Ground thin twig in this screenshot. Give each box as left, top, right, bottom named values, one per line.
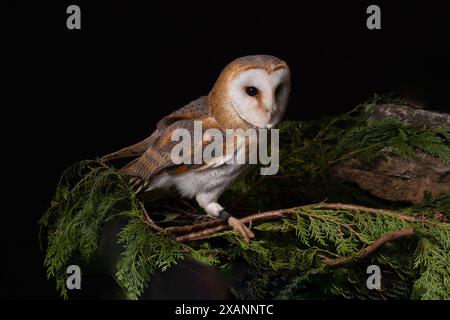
left=311, top=203, right=417, bottom=222
left=325, top=145, right=377, bottom=167
left=139, top=201, right=163, bottom=232
left=174, top=203, right=422, bottom=242
left=180, top=200, right=199, bottom=214
left=163, top=205, right=199, bottom=218
left=175, top=207, right=296, bottom=242
left=321, top=227, right=416, bottom=267
left=165, top=220, right=220, bottom=234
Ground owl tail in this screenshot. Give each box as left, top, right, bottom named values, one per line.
left=119, top=158, right=139, bottom=177
left=117, top=159, right=145, bottom=193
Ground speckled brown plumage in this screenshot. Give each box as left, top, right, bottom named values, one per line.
left=104, top=55, right=289, bottom=185
left=101, top=55, right=291, bottom=242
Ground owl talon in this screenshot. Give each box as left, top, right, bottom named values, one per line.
left=226, top=215, right=255, bottom=243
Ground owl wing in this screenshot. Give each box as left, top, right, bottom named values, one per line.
left=119, top=96, right=222, bottom=186
left=101, top=97, right=210, bottom=162
left=156, top=96, right=210, bottom=129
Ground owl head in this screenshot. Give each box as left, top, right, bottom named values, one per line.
left=209, top=55, right=291, bottom=129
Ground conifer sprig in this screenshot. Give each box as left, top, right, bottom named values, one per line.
left=40, top=96, right=450, bottom=300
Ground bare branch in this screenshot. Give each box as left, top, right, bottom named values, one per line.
left=139, top=201, right=163, bottom=232
left=171, top=203, right=422, bottom=242
left=321, top=227, right=416, bottom=267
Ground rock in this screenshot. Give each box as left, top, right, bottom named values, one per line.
left=332, top=152, right=450, bottom=204
left=369, top=103, right=450, bottom=129
left=332, top=104, right=450, bottom=204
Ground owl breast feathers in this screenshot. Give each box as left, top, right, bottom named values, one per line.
left=102, top=55, right=291, bottom=242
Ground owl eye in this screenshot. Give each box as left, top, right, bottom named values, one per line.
left=245, top=86, right=258, bottom=97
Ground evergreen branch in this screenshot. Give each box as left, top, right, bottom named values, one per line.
left=41, top=96, right=450, bottom=300
left=321, top=227, right=416, bottom=267
left=173, top=203, right=427, bottom=242
left=311, top=203, right=417, bottom=223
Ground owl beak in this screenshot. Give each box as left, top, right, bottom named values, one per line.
left=264, top=107, right=272, bottom=119
left=266, top=109, right=275, bottom=127
left=266, top=101, right=280, bottom=128
left=268, top=103, right=278, bottom=117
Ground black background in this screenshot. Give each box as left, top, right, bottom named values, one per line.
left=3, top=1, right=449, bottom=300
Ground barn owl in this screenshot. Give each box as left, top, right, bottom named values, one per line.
left=102, top=55, right=291, bottom=242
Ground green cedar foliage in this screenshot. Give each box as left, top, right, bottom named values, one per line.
left=40, top=95, right=450, bottom=300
